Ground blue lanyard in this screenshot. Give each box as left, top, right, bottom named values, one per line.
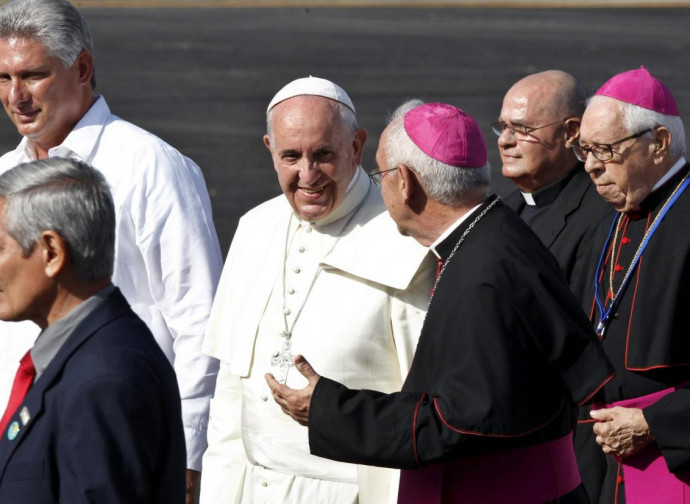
left=594, top=174, right=690, bottom=337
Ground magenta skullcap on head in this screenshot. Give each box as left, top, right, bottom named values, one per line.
left=404, top=102, right=487, bottom=168
left=267, top=76, right=355, bottom=114
left=595, top=66, right=679, bottom=116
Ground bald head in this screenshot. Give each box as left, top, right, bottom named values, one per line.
left=498, top=70, right=587, bottom=192
left=508, top=70, right=586, bottom=120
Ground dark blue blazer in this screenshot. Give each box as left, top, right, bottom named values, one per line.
left=0, top=288, right=186, bottom=503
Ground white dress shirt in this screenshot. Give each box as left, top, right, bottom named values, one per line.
left=0, top=96, right=223, bottom=470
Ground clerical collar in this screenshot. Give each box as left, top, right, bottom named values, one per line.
left=430, top=201, right=483, bottom=259
left=631, top=157, right=688, bottom=218
left=652, top=156, right=686, bottom=192
left=519, top=166, right=578, bottom=207
left=293, top=166, right=369, bottom=228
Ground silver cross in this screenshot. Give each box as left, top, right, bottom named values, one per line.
left=271, top=339, right=295, bottom=384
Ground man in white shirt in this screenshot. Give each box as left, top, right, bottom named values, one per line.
left=0, top=1, right=223, bottom=500
left=200, top=76, right=433, bottom=504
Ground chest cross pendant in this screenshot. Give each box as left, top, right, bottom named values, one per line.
left=271, top=339, right=295, bottom=384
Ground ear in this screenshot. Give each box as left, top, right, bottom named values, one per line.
left=38, top=231, right=68, bottom=279
left=652, top=127, right=671, bottom=160
left=563, top=117, right=581, bottom=149
left=75, top=50, right=94, bottom=88
left=351, top=128, right=368, bottom=167
left=397, top=164, right=418, bottom=204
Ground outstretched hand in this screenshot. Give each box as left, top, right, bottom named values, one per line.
left=590, top=406, right=653, bottom=459
left=266, top=355, right=321, bottom=426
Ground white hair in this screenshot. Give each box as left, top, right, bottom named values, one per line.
left=588, top=95, right=686, bottom=159
left=384, top=99, right=490, bottom=207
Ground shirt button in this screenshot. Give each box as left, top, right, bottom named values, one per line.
left=262, top=481, right=268, bottom=487
left=293, top=266, right=301, bottom=274
left=287, top=287, right=295, bottom=295
left=305, top=226, right=312, bottom=233
left=261, top=395, right=268, bottom=402
left=298, top=246, right=305, bottom=253
left=283, top=308, right=291, bottom=315
left=272, top=350, right=280, bottom=357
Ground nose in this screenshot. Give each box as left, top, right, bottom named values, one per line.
left=583, top=151, right=603, bottom=174
left=294, top=157, right=320, bottom=185
left=497, top=128, right=516, bottom=149
left=7, top=78, right=28, bottom=106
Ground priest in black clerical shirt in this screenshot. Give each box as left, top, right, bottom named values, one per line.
left=574, top=67, right=690, bottom=504
left=496, top=70, right=613, bottom=302
left=267, top=100, right=613, bottom=504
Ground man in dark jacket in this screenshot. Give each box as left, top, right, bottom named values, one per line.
left=0, top=157, right=185, bottom=503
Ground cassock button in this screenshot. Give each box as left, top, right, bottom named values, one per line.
left=262, top=481, right=269, bottom=487
left=287, top=287, right=295, bottom=295
left=283, top=308, right=291, bottom=315
left=614, top=264, right=624, bottom=272
left=614, top=313, right=620, bottom=319
left=621, top=237, right=631, bottom=244
left=272, top=350, right=280, bottom=357
left=261, top=395, right=268, bottom=402
left=293, top=266, right=301, bottom=274
left=298, top=246, right=305, bottom=253
left=305, top=226, right=312, bottom=233
left=617, top=475, right=624, bottom=484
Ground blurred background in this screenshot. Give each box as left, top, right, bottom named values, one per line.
left=1, top=3, right=689, bottom=253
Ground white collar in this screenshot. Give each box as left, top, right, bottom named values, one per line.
left=429, top=202, right=483, bottom=259
left=652, top=156, right=687, bottom=191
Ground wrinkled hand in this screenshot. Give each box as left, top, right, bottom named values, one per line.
left=590, top=406, right=654, bottom=458
left=266, top=355, right=321, bottom=426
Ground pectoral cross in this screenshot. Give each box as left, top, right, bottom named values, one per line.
left=271, top=338, right=295, bottom=384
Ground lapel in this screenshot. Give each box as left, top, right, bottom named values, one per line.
left=528, top=167, right=589, bottom=249
left=0, top=289, right=131, bottom=478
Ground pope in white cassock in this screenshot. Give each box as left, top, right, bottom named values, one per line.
left=200, top=77, right=434, bottom=504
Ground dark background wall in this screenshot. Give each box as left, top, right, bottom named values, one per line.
left=1, top=7, right=688, bottom=254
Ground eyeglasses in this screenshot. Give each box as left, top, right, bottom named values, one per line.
left=491, top=120, right=564, bottom=141
left=573, top=128, right=653, bottom=163
left=369, top=167, right=398, bottom=186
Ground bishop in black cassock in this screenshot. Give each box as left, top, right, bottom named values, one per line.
left=575, top=67, right=690, bottom=504
left=268, top=100, right=613, bottom=504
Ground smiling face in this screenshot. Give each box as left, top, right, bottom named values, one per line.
left=264, top=96, right=365, bottom=222
left=0, top=36, right=93, bottom=157
left=580, top=98, right=663, bottom=213
left=498, top=72, right=580, bottom=192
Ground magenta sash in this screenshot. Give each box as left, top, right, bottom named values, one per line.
left=600, top=386, right=690, bottom=504
left=397, top=433, right=580, bottom=504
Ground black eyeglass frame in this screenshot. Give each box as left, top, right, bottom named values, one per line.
left=573, top=128, right=654, bottom=163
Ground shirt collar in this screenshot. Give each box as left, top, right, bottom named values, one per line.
left=31, top=283, right=116, bottom=382
left=20, top=96, right=110, bottom=163
left=519, top=165, right=579, bottom=207
left=652, top=156, right=687, bottom=192
left=429, top=202, right=483, bottom=259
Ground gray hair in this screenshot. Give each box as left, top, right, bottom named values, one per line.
left=0, top=157, right=115, bottom=281
left=384, top=99, right=491, bottom=207
left=589, top=95, right=686, bottom=159
left=0, top=0, right=96, bottom=88
left=266, top=99, right=358, bottom=142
